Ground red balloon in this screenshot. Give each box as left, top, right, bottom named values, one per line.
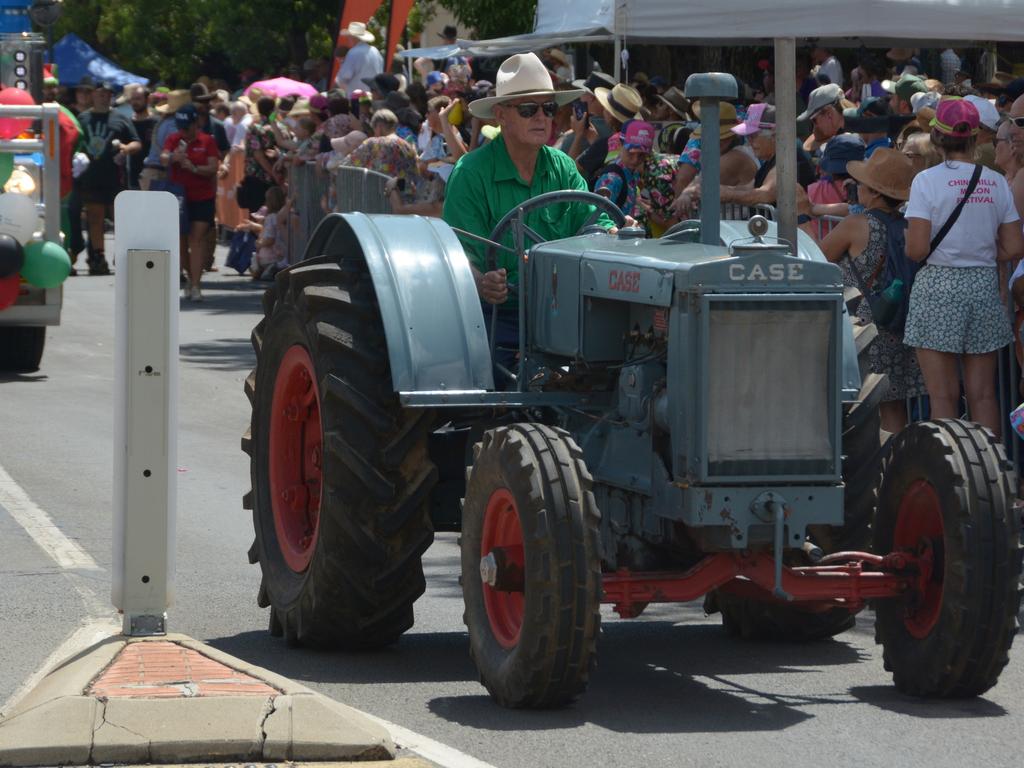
left=0, top=87, right=36, bottom=140
left=0, top=273, right=19, bottom=310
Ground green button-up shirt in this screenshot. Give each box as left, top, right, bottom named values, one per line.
left=442, top=136, right=610, bottom=285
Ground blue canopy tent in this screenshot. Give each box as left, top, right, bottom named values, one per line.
left=52, top=33, right=149, bottom=88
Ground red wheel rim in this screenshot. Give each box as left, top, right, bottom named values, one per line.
left=269, top=345, right=323, bottom=573
left=894, top=479, right=944, bottom=639
left=481, top=488, right=525, bottom=650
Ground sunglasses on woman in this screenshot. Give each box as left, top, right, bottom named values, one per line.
left=512, top=101, right=558, bottom=118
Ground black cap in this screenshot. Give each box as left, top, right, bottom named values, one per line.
left=440, top=24, right=457, bottom=39
left=77, top=75, right=95, bottom=90
left=96, top=80, right=115, bottom=93
left=190, top=82, right=214, bottom=102
left=363, top=73, right=400, bottom=94
left=1006, top=78, right=1024, bottom=102
left=572, top=71, right=616, bottom=94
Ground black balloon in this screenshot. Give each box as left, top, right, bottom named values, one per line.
left=0, top=233, right=23, bottom=278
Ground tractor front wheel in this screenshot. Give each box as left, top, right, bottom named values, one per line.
left=874, top=419, right=1021, bottom=697
left=461, top=424, right=602, bottom=708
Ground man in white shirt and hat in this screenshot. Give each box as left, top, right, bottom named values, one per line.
left=334, top=21, right=383, bottom=97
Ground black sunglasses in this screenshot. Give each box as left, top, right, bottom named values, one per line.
left=512, top=101, right=558, bottom=118
left=1008, top=116, right=1024, bottom=128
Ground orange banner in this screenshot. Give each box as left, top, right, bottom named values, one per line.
left=385, top=0, right=416, bottom=70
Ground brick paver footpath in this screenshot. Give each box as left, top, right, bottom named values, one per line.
left=88, top=641, right=280, bottom=699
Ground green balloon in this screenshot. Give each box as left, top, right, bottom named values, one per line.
left=21, top=240, right=70, bottom=288
left=0, top=154, right=13, bottom=188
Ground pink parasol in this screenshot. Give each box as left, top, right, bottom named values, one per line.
left=244, top=77, right=318, bottom=99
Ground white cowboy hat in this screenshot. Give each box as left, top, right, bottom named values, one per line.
left=469, top=52, right=583, bottom=119
left=340, top=21, right=374, bottom=44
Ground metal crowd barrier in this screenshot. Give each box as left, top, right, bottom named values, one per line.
left=333, top=166, right=394, bottom=215
left=282, top=163, right=395, bottom=263
left=719, top=203, right=776, bottom=221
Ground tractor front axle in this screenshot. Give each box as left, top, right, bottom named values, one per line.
left=601, top=550, right=920, bottom=619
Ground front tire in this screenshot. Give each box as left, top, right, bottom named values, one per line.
left=245, top=256, right=437, bottom=649
left=461, top=424, right=602, bottom=708
left=873, top=419, right=1021, bottom=697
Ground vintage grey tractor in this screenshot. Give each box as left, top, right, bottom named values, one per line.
left=243, top=74, right=1021, bottom=708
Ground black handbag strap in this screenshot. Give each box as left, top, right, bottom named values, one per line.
left=928, top=163, right=983, bottom=258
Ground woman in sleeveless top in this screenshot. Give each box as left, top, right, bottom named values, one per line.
left=799, top=147, right=924, bottom=433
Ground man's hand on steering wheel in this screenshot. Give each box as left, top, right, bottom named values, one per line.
left=478, top=268, right=509, bottom=305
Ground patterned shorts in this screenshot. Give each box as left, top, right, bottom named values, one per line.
left=903, top=264, right=1012, bottom=354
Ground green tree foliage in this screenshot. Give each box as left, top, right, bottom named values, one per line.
left=437, top=0, right=538, bottom=39
left=53, top=0, right=339, bottom=84
left=50, top=0, right=526, bottom=84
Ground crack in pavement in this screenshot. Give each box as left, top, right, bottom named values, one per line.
left=257, top=695, right=277, bottom=759
left=91, top=699, right=154, bottom=762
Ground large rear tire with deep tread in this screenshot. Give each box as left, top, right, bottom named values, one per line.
left=874, top=419, right=1021, bottom=697
left=0, top=325, right=45, bottom=372
left=244, top=255, right=437, bottom=649
left=461, top=424, right=602, bottom=708
left=711, top=312, right=887, bottom=641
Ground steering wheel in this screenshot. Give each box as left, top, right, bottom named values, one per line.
left=484, top=189, right=627, bottom=271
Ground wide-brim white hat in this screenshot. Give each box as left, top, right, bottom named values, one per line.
left=341, top=21, right=375, bottom=44
left=469, top=52, right=582, bottom=119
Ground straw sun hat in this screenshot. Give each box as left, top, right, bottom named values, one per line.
left=469, top=53, right=583, bottom=119
left=845, top=147, right=916, bottom=201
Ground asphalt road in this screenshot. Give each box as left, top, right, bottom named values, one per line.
left=2, top=259, right=1023, bottom=768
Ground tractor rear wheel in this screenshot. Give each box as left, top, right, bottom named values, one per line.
left=244, top=256, right=437, bottom=649
left=874, top=419, right=1021, bottom=697
left=461, top=424, right=602, bottom=708
left=711, top=313, right=886, bottom=641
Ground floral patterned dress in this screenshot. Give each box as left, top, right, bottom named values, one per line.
left=343, top=134, right=419, bottom=185
left=243, top=118, right=277, bottom=183
left=839, top=213, right=927, bottom=401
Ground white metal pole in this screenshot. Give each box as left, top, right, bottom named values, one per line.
left=112, top=191, right=180, bottom=636
left=774, top=37, right=798, bottom=250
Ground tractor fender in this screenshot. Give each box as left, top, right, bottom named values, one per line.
left=313, top=212, right=494, bottom=394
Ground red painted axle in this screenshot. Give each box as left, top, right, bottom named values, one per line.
left=601, top=551, right=917, bottom=618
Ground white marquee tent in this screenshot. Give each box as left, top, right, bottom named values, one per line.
left=530, top=0, right=1024, bottom=43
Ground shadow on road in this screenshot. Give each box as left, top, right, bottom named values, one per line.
left=847, top=685, right=1007, bottom=717
left=180, top=338, right=255, bottom=372
left=0, top=373, right=48, bottom=384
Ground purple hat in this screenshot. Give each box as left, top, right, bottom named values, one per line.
left=731, top=103, right=776, bottom=136
left=931, top=97, right=979, bottom=137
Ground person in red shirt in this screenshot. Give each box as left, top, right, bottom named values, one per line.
left=161, top=103, right=219, bottom=301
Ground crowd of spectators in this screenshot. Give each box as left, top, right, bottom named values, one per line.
left=47, top=34, right=1024, bottom=436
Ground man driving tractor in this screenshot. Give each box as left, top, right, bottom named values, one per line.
left=442, top=53, right=626, bottom=377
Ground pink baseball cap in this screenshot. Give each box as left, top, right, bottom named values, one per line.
left=731, top=103, right=776, bottom=136
left=622, top=119, right=654, bottom=151
left=931, top=97, right=979, bottom=137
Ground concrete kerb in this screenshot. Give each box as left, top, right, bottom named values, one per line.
left=0, top=631, right=396, bottom=766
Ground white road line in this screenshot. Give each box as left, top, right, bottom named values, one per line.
left=0, top=462, right=100, bottom=571
left=0, top=618, right=118, bottom=718
left=359, top=711, right=499, bottom=768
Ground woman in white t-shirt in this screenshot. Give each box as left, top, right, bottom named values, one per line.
left=904, top=98, right=1024, bottom=436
